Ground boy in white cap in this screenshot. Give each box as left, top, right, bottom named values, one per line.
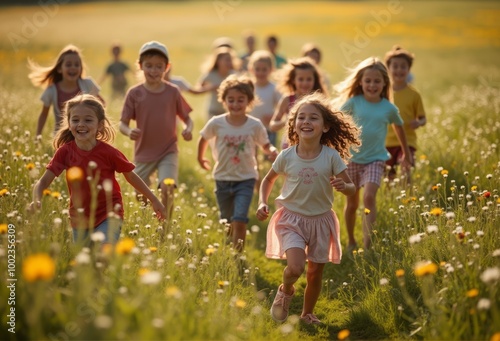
left=120, top=41, right=194, bottom=220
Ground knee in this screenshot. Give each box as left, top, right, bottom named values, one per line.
left=285, top=263, right=305, bottom=279
left=363, top=193, right=376, bottom=206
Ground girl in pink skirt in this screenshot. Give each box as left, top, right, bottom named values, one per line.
left=256, top=92, right=360, bottom=324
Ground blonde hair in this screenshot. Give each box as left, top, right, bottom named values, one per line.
left=334, top=57, right=392, bottom=105
left=287, top=92, right=360, bottom=161
left=28, top=44, right=86, bottom=88
left=278, top=57, right=326, bottom=95
left=201, top=46, right=240, bottom=73
left=217, top=74, right=256, bottom=107
left=248, top=50, right=275, bottom=70
left=53, top=94, right=115, bottom=149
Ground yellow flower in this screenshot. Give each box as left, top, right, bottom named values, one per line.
left=419, top=155, right=427, bottom=160
left=414, top=261, right=438, bottom=277
left=163, top=178, right=175, bottom=186
left=138, top=268, right=150, bottom=276
left=466, top=288, right=479, bottom=298
left=471, top=185, right=477, bottom=191
left=491, top=332, right=500, bottom=341
left=198, top=188, right=205, bottom=194
left=0, top=188, right=8, bottom=196
left=66, top=166, right=85, bottom=183
left=149, top=246, right=158, bottom=253
left=235, top=299, right=247, bottom=309
left=432, top=185, right=438, bottom=191
left=22, top=253, right=56, bottom=282
left=51, top=191, right=61, bottom=199
left=166, top=285, right=182, bottom=298
left=101, top=244, right=113, bottom=256
left=218, top=280, right=226, bottom=288
left=206, top=247, right=215, bottom=256
left=430, top=208, right=442, bottom=216
left=395, top=269, right=405, bottom=278
left=0, top=224, right=8, bottom=234
left=115, top=238, right=135, bottom=255
left=25, top=163, right=35, bottom=170
left=14, top=151, right=22, bottom=157
left=43, top=189, right=51, bottom=196
left=440, top=169, right=448, bottom=175
left=338, top=329, right=350, bottom=340
left=364, top=208, right=371, bottom=215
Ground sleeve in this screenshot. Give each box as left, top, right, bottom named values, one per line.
left=46, top=146, right=68, bottom=177
left=199, top=118, right=215, bottom=140
left=111, top=146, right=135, bottom=173
left=40, top=86, right=53, bottom=108
left=254, top=120, right=270, bottom=146
left=340, top=98, right=353, bottom=115
left=175, top=90, right=193, bottom=123
left=389, top=103, right=404, bottom=126
left=120, top=88, right=136, bottom=123
left=414, top=92, right=426, bottom=118
left=81, top=77, right=101, bottom=95
left=271, top=150, right=285, bottom=174
left=332, top=150, right=347, bottom=176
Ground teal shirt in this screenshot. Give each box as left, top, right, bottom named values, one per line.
left=341, top=95, right=403, bottom=164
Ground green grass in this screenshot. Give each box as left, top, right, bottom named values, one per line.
left=0, top=1, right=499, bottom=340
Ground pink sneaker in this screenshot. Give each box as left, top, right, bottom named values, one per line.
left=270, top=284, right=295, bottom=322
left=300, top=313, right=322, bottom=324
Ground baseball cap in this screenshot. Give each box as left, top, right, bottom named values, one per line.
left=139, top=41, right=169, bottom=60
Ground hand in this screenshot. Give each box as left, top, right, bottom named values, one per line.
left=400, top=156, right=412, bottom=173
left=198, top=158, right=211, bottom=170
left=267, top=149, right=278, bottom=162
left=151, top=199, right=166, bottom=221
left=330, top=176, right=346, bottom=191
left=129, top=128, right=142, bottom=141
left=181, top=129, right=192, bottom=141
left=256, top=203, right=269, bottom=221
left=409, top=119, right=420, bottom=130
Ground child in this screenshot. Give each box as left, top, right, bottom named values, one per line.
left=196, top=46, right=239, bottom=119
left=269, top=57, right=326, bottom=149
left=29, top=94, right=166, bottom=244
left=384, top=46, right=426, bottom=183
left=248, top=50, right=282, bottom=147
left=301, top=42, right=331, bottom=91
left=198, top=74, right=278, bottom=252
left=239, top=30, right=257, bottom=71
left=266, top=35, right=287, bottom=69
left=256, top=92, right=360, bottom=324
left=99, top=43, right=131, bottom=100
left=335, top=57, right=412, bottom=251
left=28, top=44, right=102, bottom=137
left=163, top=67, right=211, bottom=95
left=120, top=41, right=194, bottom=221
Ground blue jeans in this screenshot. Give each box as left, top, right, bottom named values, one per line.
left=72, top=218, right=122, bottom=245
left=215, top=179, right=256, bottom=223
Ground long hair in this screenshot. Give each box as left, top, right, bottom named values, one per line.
left=53, top=94, right=115, bottom=149
left=287, top=92, right=361, bottom=161
left=278, top=57, right=326, bottom=96
left=334, top=57, right=392, bottom=105
left=28, top=44, right=85, bottom=88
left=201, top=46, right=240, bottom=73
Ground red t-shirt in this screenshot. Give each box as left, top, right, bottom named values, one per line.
left=47, top=141, right=135, bottom=229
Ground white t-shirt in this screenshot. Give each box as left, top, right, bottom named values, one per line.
left=250, top=82, right=282, bottom=122
left=200, top=114, right=270, bottom=181
left=273, top=145, right=347, bottom=216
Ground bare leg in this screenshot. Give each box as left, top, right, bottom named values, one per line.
left=160, top=183, right=174, bottom=221
left=362, top=182, right=379, bottom=249
left=231, top=221, right=247, bottom=252
left=344, top=188, right=360, bottom=247
left=282, top=247, right=306, bottom=295
left=301, top=261, right=325, bottom=316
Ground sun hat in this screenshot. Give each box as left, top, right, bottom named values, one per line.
left=139, top=41, right=169, bottom=59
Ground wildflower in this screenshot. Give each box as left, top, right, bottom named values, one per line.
left=477, top=298, right=491, bottom=310
left=88, top=161, right=98, bottom=170
left=66, top=166, right=84, bottom=182
left=430, top=207, right=442, bottom=216
left=0, top=189, right=9, bottom=197
left=480, top=267, right=500, bottom=285
left=467, top=216, right=477, bottom=222
left=22, top=253, right=56, bottom=282
left=206, top=247, right=215, bottom=256
left=338, top=329, right=350, bottom=340
left=483, top=191, right=491, bottom=198
left=141, top=271, right=162, bottom=285
left=250, top=225, right=260, bottom=233
left=471, top=185, right=477, bottom=192
left=466, top=289, right=479, bottom=298
left=379, top=278, right=389, bottom=286
left=492, top=249, right=500, bottom=257
left=364, top=208, right=370, bottom=215
left=432, top=185, right=438, bottom=191
left=440, top=169, right=448, bottom=176
left=395, top=269, right=405, bottom=277
left=42, top=189, right=51, bottom=196
left=75, top=251, right=91, bottom=265
left=197, top=212, right=207, bottom=218
left=149, top=246, right=157, bottom=253
left=163, top=178, right=175, bottom=186
left=409, top=234, right=422, bottom=244
left=445, top=212, right=455, bottom=220
left=234, top=299, right=247, bottom=309
left=427, top=225, right=438, bottom=234
left=25, top=162, right=35, bottom=170
left=492, top=333, right=500, bottom=341
left=165, top=285, right=182, bottom=299
left=0, top=224, right=7, bottom=234
left=90, top=231, right=106, bottom=243
left=115, top=238, right=135, bottom=255
left=50, top=191, right=61, bottom=199
left=414, top=261, right=438, bottom=277
left=94, top=315, right=113, bottom=329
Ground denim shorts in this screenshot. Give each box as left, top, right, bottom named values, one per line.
left=215, top=178, right=256, bottom=223
left=73, top=218, right=122, bottom=245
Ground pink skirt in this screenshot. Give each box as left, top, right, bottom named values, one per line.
left=266, top=207, right=342, bottom=264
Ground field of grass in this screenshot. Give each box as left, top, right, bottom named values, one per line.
left=0, top=1, right=499, bottom=340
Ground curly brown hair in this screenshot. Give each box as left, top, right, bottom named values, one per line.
left=287, top=92, right=361, bottom=161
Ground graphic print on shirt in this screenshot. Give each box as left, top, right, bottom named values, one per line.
left=298, top=167, right=318, bottom=184
left=224, top=134, right=248, bottom=165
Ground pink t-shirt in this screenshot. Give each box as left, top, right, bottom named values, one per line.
left=47, top=141, right=135, bottom=229
left=121, top=82, right=192, bottom=163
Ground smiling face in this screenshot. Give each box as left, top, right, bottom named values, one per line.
left=251, top=60, right=272, bottom=84
left=388, top=57, right=410, bottom=87
left=294, top=103, right=329, bottom=143
left=140, top=55, right=168, bottom=86
left=223, top=89, right=249, bottom=117
left=359, top=68, right=386, bottom=103
left=294, top=68, right=315, bottom=96
left=58, top=53, right=82, bottom=82
left=69, top=104, right=103, bottom=146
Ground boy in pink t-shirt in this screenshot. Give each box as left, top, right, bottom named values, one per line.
left=120, top=41, right=194, bottom=220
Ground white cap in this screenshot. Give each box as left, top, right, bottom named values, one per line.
left=139, top=41, right=169, bottom=60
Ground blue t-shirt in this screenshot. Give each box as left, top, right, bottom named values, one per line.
left=341, top=95, right=403, bottom=164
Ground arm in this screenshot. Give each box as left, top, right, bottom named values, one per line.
left=197, top=136, right=211, bottom=170
left=330, top=170, right=356, bottom=197
left=269, top=97, right=289, bottom=132
left=188, top=83, right=217, bottom=95
left=392, top=124, right=412, bottom=169
left=256, top=168, right=279, bottom=221
left=119, top=121, right=141, bottom=141
left=123, top=171, right=166, bottom=220
left=261, top=143, right=278, bottom=162
left=36, top=106, right=50, bottom=137
left=181, top=117, right=193, bottom=141
left=29, top=169, right=56, bottom=211
left=409, top=116, right=426, bottom=130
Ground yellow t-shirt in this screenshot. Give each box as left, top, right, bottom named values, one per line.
left=386, top=84, right=426, bottom=148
